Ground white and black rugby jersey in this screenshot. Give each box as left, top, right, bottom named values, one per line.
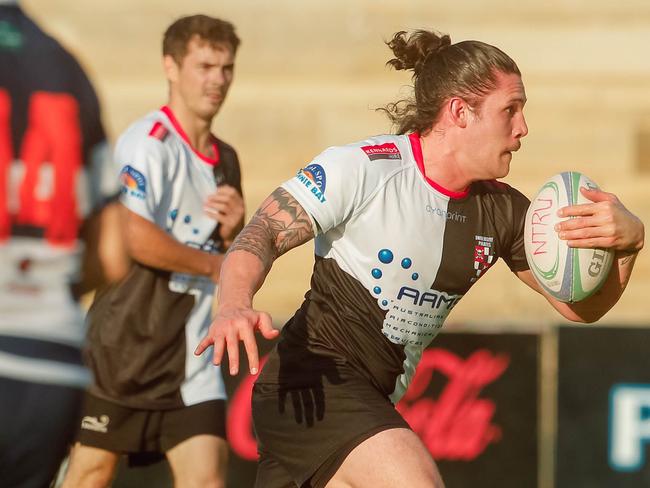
left=0, top=4, right=114, bottom=388
left=258, top=133, right=530, bottom=403
left=85, top=106, right=242, bottom=409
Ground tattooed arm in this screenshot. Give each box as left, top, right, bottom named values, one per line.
left=225, top=187, right=314, bottom=275
left=195, top=188, right=315, bottom=375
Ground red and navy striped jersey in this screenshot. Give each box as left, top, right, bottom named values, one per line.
left=0, top=5, right=115, bottom=386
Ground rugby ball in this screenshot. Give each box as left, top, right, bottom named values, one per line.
left=524, top=171, right=614, bottom=303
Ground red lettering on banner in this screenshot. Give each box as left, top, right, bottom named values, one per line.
left=227, top=355, right=268, bottom=461
left=0, top=89, right=82, bottom=245
left=396, top=348, right=509, bottom=461
left=0, top=89, right=12, bottom=240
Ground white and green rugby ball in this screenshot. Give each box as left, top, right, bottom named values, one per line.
left=524, top=171, right=614, bottom=303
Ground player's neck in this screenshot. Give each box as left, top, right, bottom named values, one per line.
left=418, top=130, right=472, bottom=193
left=166, top=101, right=214, bottom=156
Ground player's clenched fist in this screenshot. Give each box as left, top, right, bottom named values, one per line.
left=204, top=185, right=245, bottom=247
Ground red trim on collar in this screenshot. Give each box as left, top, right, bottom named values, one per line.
left=161, top=106, right=220, bottom=166
left=408, top=132, right=469, bottom=199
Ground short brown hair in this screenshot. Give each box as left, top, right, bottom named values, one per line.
left=163, top=15, right=240, bottom=64
left=382, top=30, right=520, bottom=135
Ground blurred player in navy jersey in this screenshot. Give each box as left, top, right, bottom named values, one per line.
left=0, top=1, right=127, bottom=487
left=62, top=14, right=245, bottom=488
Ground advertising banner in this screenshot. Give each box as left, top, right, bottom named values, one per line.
left=556, top=326, right=650, bottom=488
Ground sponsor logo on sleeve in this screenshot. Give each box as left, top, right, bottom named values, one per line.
left=295, top=163, right=327, bottom=203
left=120, top=165, right=147, bottom=200
left=148, top=121, right=169, bottom=141
left=361, top=142, right=402, bottom=161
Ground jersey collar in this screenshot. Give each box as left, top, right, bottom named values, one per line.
left=408, top=132, right=469, bottom=199
left=161, top=106, right=220, bottom=166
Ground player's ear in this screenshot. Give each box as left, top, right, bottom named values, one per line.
left=448, top=97, right=469, bottom=128
left=163, top=55, right=180, bottom=84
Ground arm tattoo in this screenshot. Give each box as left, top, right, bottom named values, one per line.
left=227, top=188, right=314, bottom=270
left=620, top=254, right=635, bottom=266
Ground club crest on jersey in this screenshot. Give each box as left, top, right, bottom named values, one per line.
left=361, top=142, right=401, bottom=161
left=120, top=165, right=146, bottom=200
left=295, top=163, right=326, bottom=203
left=472, top=235, right=495, bottom=282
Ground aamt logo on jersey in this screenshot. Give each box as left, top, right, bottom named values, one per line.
left=361, top=142, right=402, bottom=161
left=120, top=165, right=146, bottom=200
left=369, top=248, right=461, bottom=347
left=296, top=163, right=327, bottom=203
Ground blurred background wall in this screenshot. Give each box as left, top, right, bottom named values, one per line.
left=21, top=0, right=650, bottom=329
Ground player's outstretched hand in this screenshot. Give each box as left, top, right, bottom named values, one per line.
left=556, top=187, right=644, bottom=253
left=194, top=306, right=279, bottom=375
left=204, top=185, right=245, bottom=245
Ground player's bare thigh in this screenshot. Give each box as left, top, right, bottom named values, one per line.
left=166, top=434, right=229, bottom=488
left=326, top=428, right=445, bottom=488
left=61, top=442, right=120, bottom=488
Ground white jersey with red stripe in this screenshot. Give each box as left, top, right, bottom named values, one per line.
left=85, top=106, right=242, bottom=408
left=267, top=133, right=530, bottom=402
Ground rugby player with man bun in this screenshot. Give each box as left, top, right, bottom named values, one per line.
left=197, top=29, right=643, bottom=487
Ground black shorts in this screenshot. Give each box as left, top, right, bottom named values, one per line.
left=76, top=392, right=226, bottom=465
left=252, top=374, right=409, bottom=488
